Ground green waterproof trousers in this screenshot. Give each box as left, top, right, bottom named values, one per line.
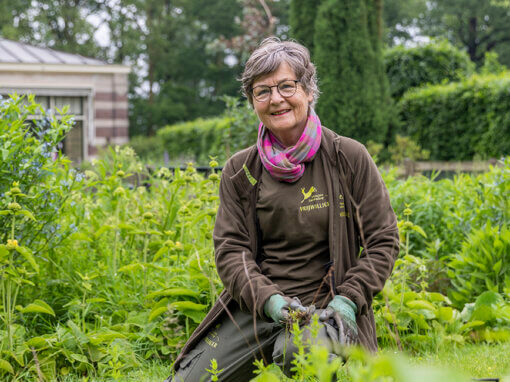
left=166, top=302, right=343, bottom=382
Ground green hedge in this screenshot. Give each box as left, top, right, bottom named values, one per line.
left=399, top=73, right=510, bottom=160
left=385, top=41, right=474, bottom=99
left=157, top=117, right=230, bottom=164
left=129, top=117, right=230, bottom=165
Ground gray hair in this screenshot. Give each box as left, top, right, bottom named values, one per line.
left=241, top=37, right=320, bottom=107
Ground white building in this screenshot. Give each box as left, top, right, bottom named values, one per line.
left=0, top=38, right=130, bottom=162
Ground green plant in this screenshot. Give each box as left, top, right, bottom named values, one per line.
left=206, top=358, right=223, bottom=381
left=0, top=94, right=79, bottom=378
left=387, top=135, right=430, bottom=164
left=448, top=223, right=510, bottom=308
left=480, top=51, right=507, bottom=76
left=459, top=291, right=510, bottom=342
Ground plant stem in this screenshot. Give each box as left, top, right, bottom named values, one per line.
left=82, top=290, right=87, bottom=332
left=6, top=203, right=16, bottom=351
left=142, top=221, right=149, bottom=297
left=113, top=202, right=120, bottom=276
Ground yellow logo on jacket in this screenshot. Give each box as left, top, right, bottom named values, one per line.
left=301, top=186, right=316, bottom=203
left=300, top=185, right=329, bottom=212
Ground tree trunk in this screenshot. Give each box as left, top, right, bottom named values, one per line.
left=467, top=16, right=478, bottom=62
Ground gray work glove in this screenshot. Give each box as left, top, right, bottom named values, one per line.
left=319, top=295, right=358, bottom=345
left=264, top=294, right=307, bottom=324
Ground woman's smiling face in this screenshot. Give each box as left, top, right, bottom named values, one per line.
left=252, top=61, right=313, bottom=147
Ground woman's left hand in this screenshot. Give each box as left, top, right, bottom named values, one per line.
left=319, top=295, right=358, bottom=344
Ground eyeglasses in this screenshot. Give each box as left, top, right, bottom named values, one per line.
left=251, top=80, right=300, bottom=102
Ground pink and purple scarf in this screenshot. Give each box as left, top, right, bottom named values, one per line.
left=257, top=108, right=322, bottom=183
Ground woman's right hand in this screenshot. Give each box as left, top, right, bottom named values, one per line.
left=264, top=294, right=307, bottom=324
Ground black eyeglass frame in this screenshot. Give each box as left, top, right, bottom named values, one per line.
left=250, top=80, right=300, bottom=102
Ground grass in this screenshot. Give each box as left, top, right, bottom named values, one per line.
left=407, top=342, right=510, bottom=379
left=60, top=342, right=510, bottom=381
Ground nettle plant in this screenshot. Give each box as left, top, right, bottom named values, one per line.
left=0, top=94, right=80, bottom=376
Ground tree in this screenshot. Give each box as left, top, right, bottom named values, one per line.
left=382, top=0, right=510, bottom=66
left=423, top=0, right=510, bottom=65
left=382, top=0, right=428, bottom=45
left=289, top=0, right=321, bottom=55
left=314, top=0, right=391, bottom=144
left=1, top=0, right=105, bottom=59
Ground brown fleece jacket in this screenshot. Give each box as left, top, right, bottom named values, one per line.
left=173, top=127, right=399, bottom=370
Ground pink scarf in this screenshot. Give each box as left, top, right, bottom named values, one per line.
left=257, top=108, right=322, bottom=183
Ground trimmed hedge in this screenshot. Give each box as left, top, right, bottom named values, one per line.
left=399, top=73, right=510, bottom=160
left=385, top=41, right=474, bottom=99
left=159, top=117, right=230, bottom=164
left=129, top=118, right=229, bottom=165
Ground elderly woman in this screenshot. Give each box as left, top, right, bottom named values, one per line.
left=168, top=37, right=399, bottom=381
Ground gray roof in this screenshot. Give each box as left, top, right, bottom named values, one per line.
left=0, top=38, right=105, bottom=65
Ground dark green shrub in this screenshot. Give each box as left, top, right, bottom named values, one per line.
left=399, top=73, right=510, bottom=160
left=385, top=40, right=474, bottom=99
left=314, top=0, right=392, bottom=144
left=289, top=0, right=322, bottom=55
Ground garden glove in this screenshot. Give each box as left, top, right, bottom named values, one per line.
left=319, top=295, right=358, bottom=345
left=264, top=294, right=307, bottom=324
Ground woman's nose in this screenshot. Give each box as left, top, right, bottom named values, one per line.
left=269, top=87, right=284, bottom=103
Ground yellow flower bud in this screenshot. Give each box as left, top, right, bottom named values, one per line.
left=175, top=241, right=183, bottom=250
left=209, top=159, right=219, bottom=168
left=403, top=207, right=412, bottom=216
left=10, top=187, right=21, bottom=195
left=116, top=170, right=125, bottom=178
left=113, top=187, right=125, bottom=197
left=143, top=212, right=153, bottom=220
left=208, top=173, right=220, bottom=182
left=6, top=239, right=18, bottom=250
left=8, top=202, right=21, bottom=211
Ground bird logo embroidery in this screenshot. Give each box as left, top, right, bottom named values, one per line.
left=301, top=186, right=316, bottom=203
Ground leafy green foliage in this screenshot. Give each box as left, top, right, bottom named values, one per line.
left=384, top=40, right=474, bottom=99
left=399, top=73, right=510, bottom=160
left=448, top=224, right=510, bottom=307
left=389, top=159, right=509, bottom=293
